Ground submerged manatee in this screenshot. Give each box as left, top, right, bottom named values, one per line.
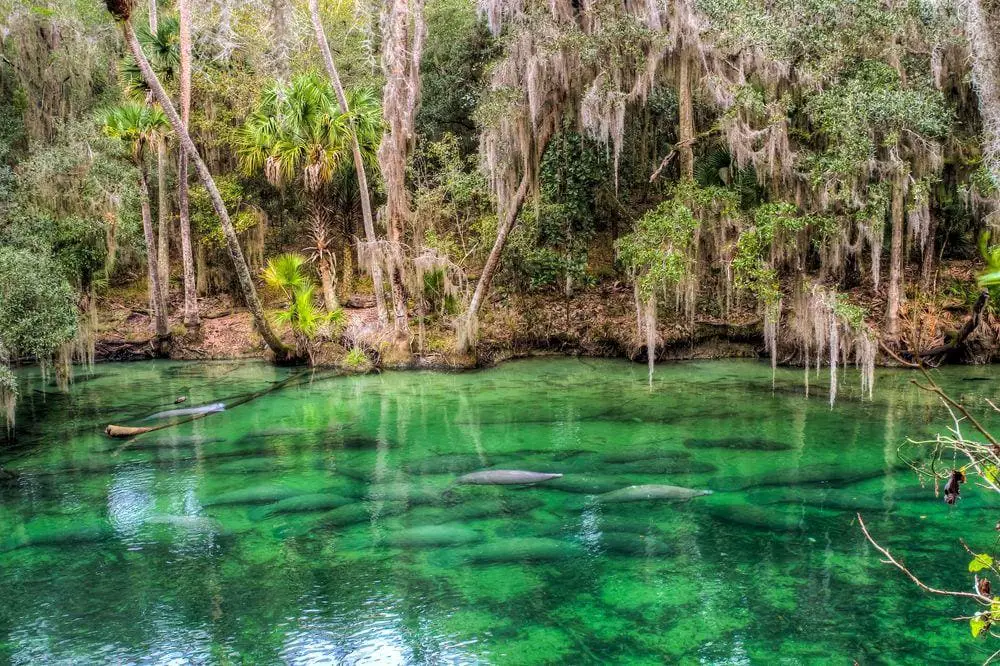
left=456, top=470, right=563, bottom=485
left=463, top=537, right=583, bottom=563
left=710, top=463, right=893, bottom=492
left=598, top=484, right=712, bottom=503
left=145, top=402, right=226, bottom=420
left=599, top=449, right=691, bottom=464
left=599, top=531, right=674, bottom=557
left=248, top=493, right=354, bottom=521
left=1, top=520, right=116, bottom=552
left=701, top=503, right=804, bottom=532
left=544, top=475, right=630, bottom=495
left=683, top=437, right=793, bottom=452
left=405, top=454, right=506, bottom=475
left=611, top=460, right=717, bottom=475
left=145, top=515, right=226, bottom=533
left=202, top=485, right=303, bottom=507
left=386, top=525, right=483, bottom=548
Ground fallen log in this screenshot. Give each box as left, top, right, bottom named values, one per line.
left=105, top=425, right=155, bottom=438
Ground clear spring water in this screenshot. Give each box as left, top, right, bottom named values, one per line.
left=1, top=358, right=999, bottom=664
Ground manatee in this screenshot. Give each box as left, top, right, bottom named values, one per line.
left=145, top=515, right=226, bottom=533
left=611, top=460, right=717, bottom=475
left=544, top=475, right=629, bottom=495
left=405, top=454, right=501, bottom=475
left=202, top=485, right=303, bottom=507
left=599, top=531, right=674, bottom=557
left=102, top=435, right=225, bottom=452
left=248, top=494, right=354, bottom=521
left=600, top=449, right=691, bottom=464
left=386, top=525, right=483, bottom=549
left=213, top=457, right=287, bottom=475
left=463, top=537, right=583, bottom=564
left=362, top=483, right=447, bottom=505
left=1, top=521, right=116, bottom=552
left=702, top=503, right=803, bottom=532
left=145, top=402, right=226, bottom=420
left=710, top=464, right=891, bottom=492
left=456, top=470, right=563, bottom=485
left=683, top=438, right=793, bottom=452
left=322, top=501, right=409, bottom=528
left=746, top=488, right=889, bottom=512
left=598, top=484, right=712, bottom=503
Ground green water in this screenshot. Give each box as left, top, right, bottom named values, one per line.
left=2, top=358, right=999, bottom=664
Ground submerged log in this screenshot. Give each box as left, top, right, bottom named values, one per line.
left=105, top=424, right=155, bottom=438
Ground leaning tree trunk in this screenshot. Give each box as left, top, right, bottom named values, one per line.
left=138, top=161, right=170, bottom=343
left=308, top=0, right=388, bottom=325
left=177, top=0, right=199, bottom=329
left=886, top=170, right=906, bottom=337
left=460, top=174, right=530, bottom=351
left=677, top=48, right=695, bottom=180
left=121, top=19, right=288, bottom=359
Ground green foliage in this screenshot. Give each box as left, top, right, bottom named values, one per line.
left=344, top=346, right=369, bottom=369
left=616, top=194, right=700, bottom=299
left=0, top=248, right=78, bottom=360
left=423, top=269, right=460, bottom=315
left=977, top=231, right=1000, bottom=288
left=189, top=176, right=259, bottom=248
left=731, top=203, right=809, bottom=305
left=101, top=101, right=169, bottom=163
left=122, top=16, right=180, bottom=96
left=263, top=253, right=310, bottom=298
left=273, top=285, right=323, bottom=340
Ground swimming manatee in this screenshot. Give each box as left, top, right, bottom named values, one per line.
left=463, top=537, right=584, bottom=564
left=709, top=463, right=895, bottom=492
left=145, top=402, right=226, bottom=420
left=683, top=437, right=793, bottom=452
left=145, top=515, right=227, bottom=533
left=405, top=454, right=508, bottom=475
left=543, top=475, right=631, bottom=495
left=599, top=531, right=675, bottom=557
left=598, top=484, right=712, bottom=503
left=0, top=519, right=116, bottom=553
left=701, top=503, right=804, bottom=532
left=248, top=494, right=354, bottom=521
left=202, top=485, right=303, bottom=507
left=385, top=525, right=483, bottom=549
left=456, top=470, right=563, bottom=485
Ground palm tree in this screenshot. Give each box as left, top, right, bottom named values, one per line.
left=308, top=0, right=388, bottom=326
left=103, top=101, right=171, bottom=345
left=103, top=0, right=290, bottom=360
left=177, top=0, right=198, bottom=328
left=125, top=14, right=179, bottom=305
left=237, top=74, right=382, bottom=313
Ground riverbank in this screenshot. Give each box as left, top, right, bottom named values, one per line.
left=89, top=258, right=999, bottom=370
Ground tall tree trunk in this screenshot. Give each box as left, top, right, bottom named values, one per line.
left=308, top=0, right=388, bottom=325
left=886, top=170, right=906, bottom=337
left=156, top=138, right=170, bottom=302
left=678, top=48, right=695, bottom=181
left=962, top=0, right=1000, bottom=187
left=177, top=0, right=199, bottom=328
left=121, top=19, right=288, bottom=359
left=138, top=162, right=169, bottom=342
left=377, top=0, right=425, bottom=336
left=921, top=212, right=939, bottom=292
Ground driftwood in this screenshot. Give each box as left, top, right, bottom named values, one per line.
left=105, top=425, right=155, bottom=438
left=917, top=289, right=989, bottom=362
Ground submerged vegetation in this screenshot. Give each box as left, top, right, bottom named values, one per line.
left=1, top=0, right=1000, bottom=421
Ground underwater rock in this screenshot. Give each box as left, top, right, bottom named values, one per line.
left=174, top=396, right=187, bottom=404
left=683, top=438, right=793, bottom=451
left=202, top=485, right=303, bottom=507
left=598, top=484, right=712, bottom=503
left=456, top=470, right=563, bottom=485
left=463, top=537, right=583, bottom=564
left=385, top=525, right=483, bottom=548
left=145, top=402, right=226, bottom=420
left=248, top=494, right=354, bottom=521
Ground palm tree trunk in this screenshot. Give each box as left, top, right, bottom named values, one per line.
left=308, top=0, right=388, bottom=326
left=138, top=162, right=170, bottom=342
left=886, top=170, right=906, bottom=337
left=121, top=19, right=288, bottom=359
left=319, top=259, right=338, bottom=311
left=156, top=137, right=170, bottom=303
left=921, top=212, right=938, bottom=292
left=177, top=0, right=199, bottom=329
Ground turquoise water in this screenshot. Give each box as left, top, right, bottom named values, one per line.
left=1, top=358, right=999, bottom=664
